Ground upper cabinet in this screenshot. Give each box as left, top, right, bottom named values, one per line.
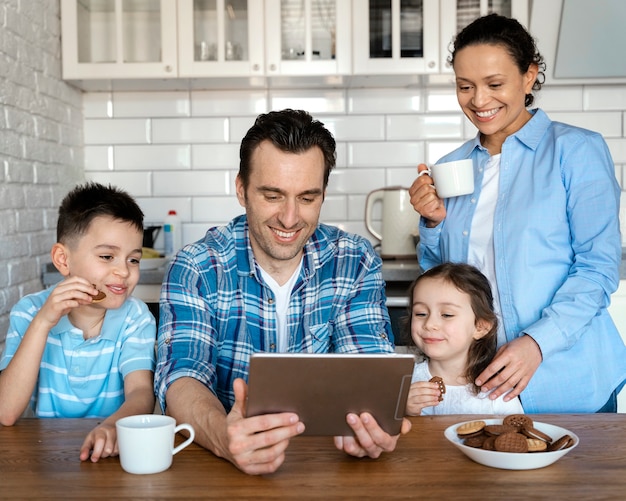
left=177, top=0, right=265, bottom=78
left=60, top=0, right=529, bottom=86
left=61, top=0, right=178, bottom=80
left=352, top=0, right=441, bottom=75
left=263, top=0, right=352, bottom=77
left=439, top=0, right=529, bottom=74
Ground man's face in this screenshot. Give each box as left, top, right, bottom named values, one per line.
left=236, top=140, right=326, bottom=279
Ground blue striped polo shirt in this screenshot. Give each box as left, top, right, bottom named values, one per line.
left=1, top=288, right=156, bottom=418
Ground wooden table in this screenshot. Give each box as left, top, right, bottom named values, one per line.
left=1, top=415, right=625, bottom=499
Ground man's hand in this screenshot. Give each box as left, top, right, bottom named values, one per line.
left=225, top=378, right=305, bottom=475
left=475, top=334, right=543, bottom=401
left=333, top=413, right=411, bottom=458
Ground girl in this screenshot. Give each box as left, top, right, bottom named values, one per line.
left=405, top=263, right=523, bottom=415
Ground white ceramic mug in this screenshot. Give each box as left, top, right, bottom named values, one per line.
left=116, top=414, right=195, bottom=475
left=417, top=158, right=474, bottom=198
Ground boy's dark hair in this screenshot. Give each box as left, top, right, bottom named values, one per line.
left=238, top=109, right=336, bottom=190
left=449, top=13, right=546, bottom=107
left=404, top=262, right=498, bottom=395
left=57, top=182, right=144, bottom=244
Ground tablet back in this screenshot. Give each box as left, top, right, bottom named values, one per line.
left=245, top=353, right=415, bottom=436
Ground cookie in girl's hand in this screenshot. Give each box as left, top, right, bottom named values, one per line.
left=429, top=376, right=446, bottom=401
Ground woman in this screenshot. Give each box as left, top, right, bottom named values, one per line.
left=409, top=14, right=626, bottom=413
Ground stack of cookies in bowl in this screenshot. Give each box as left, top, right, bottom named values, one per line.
left=456, top=414, right=575, bottom=453
left=444, top=414, right=579, bottom=470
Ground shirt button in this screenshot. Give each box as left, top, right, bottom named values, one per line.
left=470, top=198, right=476, bottom=204
left=380, top=333, right=388, bottom=340
left=463, top=230, right=469, bottom=236
left=268, top=298, right=274, bottom=304
left=269, top=343, right=276, bottom=351
left=164, top=336, right=171, bottom=345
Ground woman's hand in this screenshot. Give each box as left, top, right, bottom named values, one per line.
left=475, top=335, right=543, bottom=401
left=409, top=164, right=446, bottom=227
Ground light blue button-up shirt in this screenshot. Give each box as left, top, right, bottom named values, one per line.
left=419, top=108, right=626, bottom=412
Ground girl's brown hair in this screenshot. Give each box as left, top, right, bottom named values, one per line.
left=404, top=262, right=498, bottom=394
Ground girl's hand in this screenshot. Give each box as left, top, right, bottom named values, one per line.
left=405, top=381, right=443, bottom=416
left=409, top=164, right=446, bottom=227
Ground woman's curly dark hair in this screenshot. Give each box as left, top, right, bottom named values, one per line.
left=448, top=13, right=546, bottom=107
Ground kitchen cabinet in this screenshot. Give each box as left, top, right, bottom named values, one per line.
left=263, top=0, right=351, bottom=77
left=438, top=0, right=529, bottom=74
left=62, top=0, right=351, bottom=84
left=352, top=0, right=441, bottom=75
left=61, top=0, right=178, bottom=80
left=352, top=0, right=528, bottom=77
left=177, top=0, right=265, bottom=78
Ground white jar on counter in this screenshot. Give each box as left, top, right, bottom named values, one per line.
left=163, top=210, right=182, bottom=258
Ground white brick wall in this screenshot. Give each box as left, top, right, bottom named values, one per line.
left=0, top=1, right=83, bottom=349
left=82, top=84, right=626, bottom=251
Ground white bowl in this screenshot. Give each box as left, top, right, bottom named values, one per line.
left=444, top=418, right=579, bottom=470
left=140, top=257, right=168, bottom=270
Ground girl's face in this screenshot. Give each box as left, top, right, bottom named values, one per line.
left=410, top=277, right=490, bottom=366
left=453, top=43, right=538, bottom=153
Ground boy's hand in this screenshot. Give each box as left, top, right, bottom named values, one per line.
left=405, top=381, right=443, bottom=416
left=80, top=422, right=119, bottom=462
left=39, top=277, right=100, bottom=326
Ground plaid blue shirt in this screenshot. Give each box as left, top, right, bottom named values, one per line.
left=155, top=216, right=394, bottom=412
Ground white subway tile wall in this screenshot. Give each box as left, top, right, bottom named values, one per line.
left=83, top=85, right=626, bottom=250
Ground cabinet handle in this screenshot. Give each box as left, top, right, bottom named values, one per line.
left=253, top=63, right=260, bottom=71
left=428, top=61, right=436, bottom=69
left=269, top=64, right=277, bottom=72
left=165, top=65, right=173, bottom=72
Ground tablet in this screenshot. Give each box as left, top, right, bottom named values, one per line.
left=245, top=353, right=415, bottom=436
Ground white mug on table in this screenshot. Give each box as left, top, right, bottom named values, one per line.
left=418, top=158, right=474, bottom=198
left=116, top=414, right=195, bottom=475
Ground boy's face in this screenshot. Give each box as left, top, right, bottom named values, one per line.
left=58, top=215, right=143, bottom=309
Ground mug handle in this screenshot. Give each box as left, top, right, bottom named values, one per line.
left=172, top=423, right=195, bottom=455
left=416, top=168, right=432, bottom=178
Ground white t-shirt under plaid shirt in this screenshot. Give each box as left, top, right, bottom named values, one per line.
left=0, top=288, right=156, bottom=418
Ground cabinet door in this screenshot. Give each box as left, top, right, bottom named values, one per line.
left=61, top=0, right=178, bottom=79
left=439, top=0, right=529, bottom=74
left=177, top=0, right=265, bottom=78
left=352, top=0, right=440, bottom=75
left=264, top=0, right=351, bottom=76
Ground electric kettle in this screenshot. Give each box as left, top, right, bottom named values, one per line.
left=365, top=186, right=420, bottom=259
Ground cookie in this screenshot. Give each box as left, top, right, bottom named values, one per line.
left=456, top=420, right=486, bottom=438
left=503, top=414, right=534, bottom=431
left=484, top=424, right=519, bottom=437
left=521, top=425, right=553, bottom=444
left=527, top=438, right=548, bottom=452
left=548, top=434, right=575, bottom=452
left=481, top=435, right=497, bottom=451
left=494, top=432, right=529, bottom=453
left=91, top=285, right=106, bottom=303
left=463, top=434, right=487, bottom=448
left=429, top=376, right=446, bottom=401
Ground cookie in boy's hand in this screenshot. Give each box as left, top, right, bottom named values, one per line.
left=90, top=285, right=106, bottom=303
left=429, top=376, right=446, bottom=401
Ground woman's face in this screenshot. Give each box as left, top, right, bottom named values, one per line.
left=453, top=43, right=538, bottom=153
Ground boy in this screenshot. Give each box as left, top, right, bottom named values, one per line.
left=0, top=182, right=156, bottom=462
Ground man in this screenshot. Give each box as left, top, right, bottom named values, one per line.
left=154, top=109, right=410, bottom=475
